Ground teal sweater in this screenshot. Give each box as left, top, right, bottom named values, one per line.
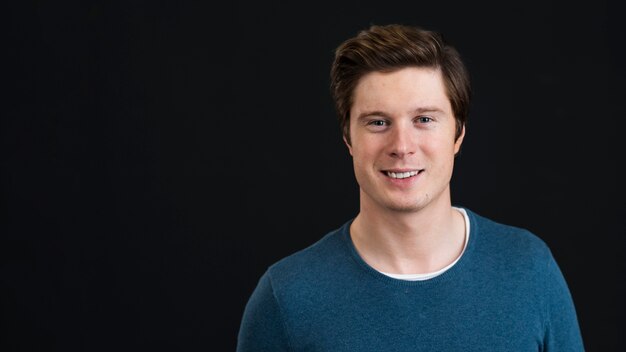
left=237, top=209, right=584, bottom=351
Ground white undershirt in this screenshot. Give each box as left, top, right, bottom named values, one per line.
left=380, top=207, right=470, bottom=281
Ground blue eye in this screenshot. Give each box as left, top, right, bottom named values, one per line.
left=365, top=119, right=388, bottom=132
left=416, top=116, right=433, bottom=123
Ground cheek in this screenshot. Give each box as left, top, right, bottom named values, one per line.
left=420, top=138, right=445, bottom=155
left=350, top=143, right=381, bottom=174
left=422, top=139, right=457, bottom=162
left=351, top=148, right=370, bottom=169
left=350, top=135, right=377, bottom=158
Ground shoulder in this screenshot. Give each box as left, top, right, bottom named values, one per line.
left=263, top=221, right=354, bottom=291
left=464, top=208, right=553, bottom=266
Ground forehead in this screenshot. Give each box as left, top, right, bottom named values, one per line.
left=351, top=67, right=451, bottom=114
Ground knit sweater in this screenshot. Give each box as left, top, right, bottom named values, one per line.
left=237, top=208, right=584, bottom=351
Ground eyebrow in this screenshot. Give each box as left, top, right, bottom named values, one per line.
left=356, top=106, right=444, bottom=121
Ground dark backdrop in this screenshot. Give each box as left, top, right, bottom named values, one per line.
left=4, top=1, right=625, bottom=351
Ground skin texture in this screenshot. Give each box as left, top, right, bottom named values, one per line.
left=346, top=67, right=467, bottom=274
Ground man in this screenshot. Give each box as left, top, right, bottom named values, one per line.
left=237, top=24, right=584, bottom=351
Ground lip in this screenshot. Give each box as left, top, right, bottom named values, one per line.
left=383, top=168, right=421, bottom=173
left=380, top=168, right=424, bottom=183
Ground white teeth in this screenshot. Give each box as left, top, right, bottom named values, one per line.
left=386, top=170, right=419, bottom=179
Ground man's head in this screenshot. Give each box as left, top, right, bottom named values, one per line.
left=330, top=24, right=471, bottom=213
left=330, top=24, right=471, bottom=145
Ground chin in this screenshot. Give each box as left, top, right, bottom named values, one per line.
left=384, top=192, right=433, bottom=212
left=382, top=200, right=426, bottom=213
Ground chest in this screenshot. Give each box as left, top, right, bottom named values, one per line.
left=281, top=280, right=545, bottom=351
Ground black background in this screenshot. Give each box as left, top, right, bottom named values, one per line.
left=4, top=1, right=625, bottom=351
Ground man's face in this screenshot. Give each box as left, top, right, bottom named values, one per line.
left=346, top=67, right=464, bottom=213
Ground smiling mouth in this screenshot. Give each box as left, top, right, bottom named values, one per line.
left=384, top=170, right=424, bottom=179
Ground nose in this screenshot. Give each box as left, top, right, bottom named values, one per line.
left=388, top=124, right=415, bottom=158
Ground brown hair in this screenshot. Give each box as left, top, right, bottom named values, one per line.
left=330, top=24, right=471, bottom=144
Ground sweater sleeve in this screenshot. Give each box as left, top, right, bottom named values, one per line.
left=543, top=251, right=585, bottom=351
left=237, top=270, right=292, bottom=352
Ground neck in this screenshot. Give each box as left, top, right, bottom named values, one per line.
left=350, top=194, right=465, bottom=275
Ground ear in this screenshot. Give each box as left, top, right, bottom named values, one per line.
left=343, top=135, right=353, bottom=156
left=454, top=124, right=466, bottom=155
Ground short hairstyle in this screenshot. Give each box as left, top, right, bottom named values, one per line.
left=330, top=24, right=471, bottom=144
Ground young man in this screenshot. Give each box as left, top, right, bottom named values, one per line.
left=237, top=24, right=584, bottom=351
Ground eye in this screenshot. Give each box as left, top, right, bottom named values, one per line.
left=364, top=119, right=389, bottom=132
left=415, top=116, right=433, bottom=123
left=367, top=120, right=387, bottom=126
